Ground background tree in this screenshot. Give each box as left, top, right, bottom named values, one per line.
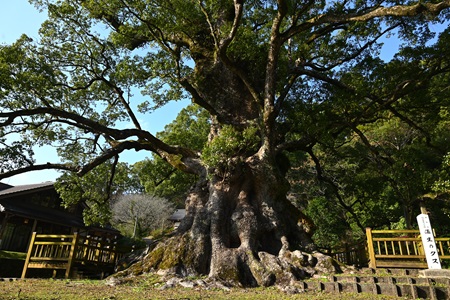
left=133, top=104, right=210, bottom=207
left=112, top=194, right=175, bottom=239
left=1, top=0, right=450, bottom=287
left=55, top=161, right=143, bottom=225
left=290, top=44, right=450, bottom=248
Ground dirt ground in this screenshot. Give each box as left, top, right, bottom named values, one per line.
left=0, top=277, right=402, bottom=300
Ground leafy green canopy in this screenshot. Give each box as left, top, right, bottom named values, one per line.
left=289, top=44, right=450, bottom=247
left=1, top=1, right=450, bottom=228
left=134, top=104, right=209, bottom=206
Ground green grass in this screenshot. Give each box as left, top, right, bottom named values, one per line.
left=0, top=250, right=27, bottom=260
left=0, top=278, right=400, bottom=300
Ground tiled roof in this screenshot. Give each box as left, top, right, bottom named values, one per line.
left=0, top=181, right=85, bottom=227
left=0, top=182, right=54, bottom=198
left=0, top=182, right=13, bottom=191
left=0, top=197, right=85, bottom=228
left=169, top=209, right=186, bottom=221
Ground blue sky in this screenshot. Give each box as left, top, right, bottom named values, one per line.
left=0, top=1, right=46, bottom=44
left=1, top=1, right=52, bottom=185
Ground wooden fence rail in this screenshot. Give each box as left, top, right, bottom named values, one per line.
left=22, top=232, right=128, bottom=279
left=320, top=243, right=367, bottom=267
left=366, top=228, right=450, bottom=269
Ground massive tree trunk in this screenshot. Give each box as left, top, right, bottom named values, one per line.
left=119, top=153, right=340, bottom=286
left=113, top=37, right=342, bottom=287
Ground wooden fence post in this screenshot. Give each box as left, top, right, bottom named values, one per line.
left=65, top=232, right=78, bottom=279
left=344, top=243, right=351, bottom=265
left=366, top=227, right=377, bottom=269
left=21, top=232, right=37, bottom=279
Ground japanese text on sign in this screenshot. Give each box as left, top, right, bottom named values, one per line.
left=417, top=213, right=441, bottom=269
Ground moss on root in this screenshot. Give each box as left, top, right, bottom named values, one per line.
left=114, top=233, right=208, bottom=279
left=111, top=232, right=340, bottom=289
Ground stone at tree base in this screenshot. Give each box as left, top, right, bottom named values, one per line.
left=419, top=269, right=450, bottom=279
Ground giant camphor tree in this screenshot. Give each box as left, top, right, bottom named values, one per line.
left=2, top=0, right=450, bottom=287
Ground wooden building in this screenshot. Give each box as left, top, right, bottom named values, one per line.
left=0, top=181, right=124, bottom=278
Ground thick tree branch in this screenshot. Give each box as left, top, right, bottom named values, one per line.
left=219, top=0, right=243, bottom=51
left=301, top=23, right=400, bottom=73
left=198, top=0, right=219, bottom=50
left=262, top=0, right=288, bottom=150
left=345, top=1, right=450, bottom=21
left=351, top=125, right=394, bottom=165
left=283, top=1, right=450, bottom=41
left=0, top=137, right=201, bottom=181
left=386, top=105, right=433, bottom=147
left=0, top=163, right=76, bottom=180
left=216, top=1, right=263, bottom=109
left=105, top=154, right=119, bottom=199
left=276, top=134, right=315, bottom=153
left=179, top=78, right=220, bottom=117
left=307, top=148, right=366, bottom=232
left=1, top=107, right=200, bottom=170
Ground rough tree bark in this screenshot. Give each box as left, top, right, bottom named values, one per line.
left=118, top=152, right=340, bottom=286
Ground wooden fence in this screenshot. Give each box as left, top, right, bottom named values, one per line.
left=320, top=243, right=368, bottom=267
left=21, top=232, right=128, bottom=279
left=366, top=228, right=450, bottom=269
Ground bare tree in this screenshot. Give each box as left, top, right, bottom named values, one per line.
left=112, top=194, right=175, bottom=239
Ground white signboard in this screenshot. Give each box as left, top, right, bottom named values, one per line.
left=417, top=213, right=441, bottom=269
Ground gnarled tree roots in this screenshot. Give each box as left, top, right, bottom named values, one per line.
left=111, top=233, right=342, bottom=288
